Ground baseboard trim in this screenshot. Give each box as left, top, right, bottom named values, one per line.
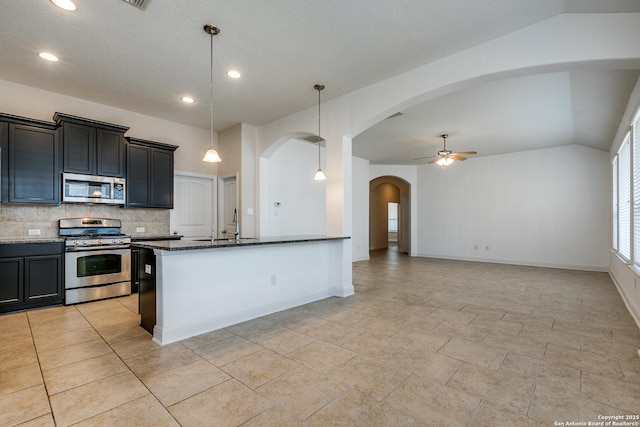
left=414, top=252, right=608, bottom=272
left=608, top=270, right=640, bottom=330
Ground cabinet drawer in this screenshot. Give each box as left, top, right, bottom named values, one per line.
left=0, top=242, right=63, bottom=258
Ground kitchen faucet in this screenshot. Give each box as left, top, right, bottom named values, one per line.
left=233, top=208, right=240, bottom=241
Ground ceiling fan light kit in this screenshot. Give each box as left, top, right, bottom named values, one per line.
left=436, top=156, right=454, bottom=166
left=414, top=134, right=477, bottom=167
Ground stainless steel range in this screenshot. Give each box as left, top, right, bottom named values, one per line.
left=59, top=218, right=131, bottom=304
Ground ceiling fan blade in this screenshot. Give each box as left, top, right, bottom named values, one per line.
left=413, top=155, right=435, bottom=161
left=449, top=154, right=467, bottom=161
left=428, top=156, right=442, bottom=164
left=451, top=151, right=477, bottom=156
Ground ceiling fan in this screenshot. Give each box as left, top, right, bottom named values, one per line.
left=414, top=134, right=477, bottom=166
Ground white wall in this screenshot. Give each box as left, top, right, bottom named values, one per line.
left=267, top=139, right=326, bottom=236
left=0, top=80, right=216, bottom=175
left=352, top=156, right=370, bottom=261
left=417, top=144, right=610, bottom=270
left=240, top=124, right=258, bottom=238
left=256, top=13, right=640, bottom=273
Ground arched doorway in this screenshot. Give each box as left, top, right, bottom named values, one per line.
left=370, top=176, right=411, bottom=254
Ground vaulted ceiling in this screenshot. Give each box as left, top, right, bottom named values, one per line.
left=1, top=0, right=639, bottom=164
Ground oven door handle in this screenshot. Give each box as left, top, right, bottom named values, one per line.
left=65, top=245, right=131, bottom=252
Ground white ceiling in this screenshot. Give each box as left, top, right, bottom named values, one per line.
left=1, top=0, right=639, bottom=163
left=354, top=70, right=640, bottom=164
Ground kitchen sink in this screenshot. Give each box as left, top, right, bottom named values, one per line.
left=193, top=238, right=256, bottom=242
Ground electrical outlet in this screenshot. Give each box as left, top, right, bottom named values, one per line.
left=136, top=227, right=145, bottom=233
left=28, top=229, right=41, bottom=236
left=270, top=274, right=277, bottom=286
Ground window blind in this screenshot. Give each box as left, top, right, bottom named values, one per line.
left=619, top=136, right=631, bottom=260
left=634, top=120, right=640, bottom=266
left=613, top=156, right=618, bottom=251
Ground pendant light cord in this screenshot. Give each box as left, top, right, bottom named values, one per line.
left=209, top=32, right=214, bottom=150
left=317, top=87, right=321, bottom=165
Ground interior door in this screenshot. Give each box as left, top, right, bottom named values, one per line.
left=170, top=173, right=215, bottom=238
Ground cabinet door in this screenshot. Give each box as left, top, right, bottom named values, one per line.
left=1, top=122, right=7, bottom=203
left=25, top=255, right=62, bottom=301
left=0, top=258, right=24, bottom=305
left=8, top=124, right=60, bottom=204
left=138, top=248, right=156, bottom=333
left=131, top=248, right=140, bottom=293
left=126, top=144, right=150, bottom=206
left=150, top=148, right=174, bottom=208
left=63, top=122, right=95, bottom=175
left=97, top=128, right=125, bottom=177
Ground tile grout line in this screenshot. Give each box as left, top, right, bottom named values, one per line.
left=24, top=310, right=57, bottom=426
left=69, top=301, right=186, bottom=426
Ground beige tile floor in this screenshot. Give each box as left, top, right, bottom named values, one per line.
left=1, top=249, right=640, bottom=426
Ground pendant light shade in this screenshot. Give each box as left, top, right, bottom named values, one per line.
left=203, top=148, right=222, bottom=162
left=202, top=24, right=222, bottom=163
left=314, top=168, right=326, bottom=181
left=313, top=84, right=326, bottom=181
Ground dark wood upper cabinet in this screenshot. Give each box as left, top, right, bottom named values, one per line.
left=126, top=143, right=151, bottom=207
left=126, top=137, right=177, bottom=209
left=63, top=122, right=94, bottom=175
left=54, top=112, right=128, bottom=177
left=0, top=114, right=60, bottom=205
left=97, top=128, right=126, bottom=177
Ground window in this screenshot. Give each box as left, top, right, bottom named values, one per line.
left=388, top=202, right=398, bottom=232
left=634, top=117, right=640, bottom=266
left=613, top=156, right=618, bottom=251
left=618, top=135, right=631, bottom=261
left=613, top=108, right=640, bottom=264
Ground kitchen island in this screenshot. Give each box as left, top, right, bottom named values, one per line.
left=132, top=235, right=352, bottom=345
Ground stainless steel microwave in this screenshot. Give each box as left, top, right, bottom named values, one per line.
left=62, top=173, right=126, bottom=204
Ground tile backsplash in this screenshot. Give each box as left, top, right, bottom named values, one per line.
left=0, top=204, right=169, bottom=239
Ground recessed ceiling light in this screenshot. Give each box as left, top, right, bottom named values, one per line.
left=181, top=96, right=195, bottom=104
left=51, top=0, right=77, bottom=11
left=226, top=70, right=241, bottom=79
left=38, top=52, right=59, bottom=62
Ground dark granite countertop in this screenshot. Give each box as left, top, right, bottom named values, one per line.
left=0, top=238, right=65, bottom=245
left=131, top=235, right=350, bottom=251
left=130, top=235, right=183, bottom=242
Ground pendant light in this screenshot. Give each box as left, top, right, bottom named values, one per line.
left=313, top=84, right=327, bottom=181
left=202, top=24, right=222, bottom=163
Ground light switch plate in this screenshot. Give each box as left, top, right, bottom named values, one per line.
left=145, top=264, right=152, bottom=274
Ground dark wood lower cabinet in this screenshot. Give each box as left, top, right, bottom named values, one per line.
left=131, top=248, right=140, bottom=293
left=0, top=258, right=24, bottom=305
left=138, top=248, right=156, bottom=333
left=26, top=256, right=63, bottom=301
left=0, top=242, right=64, bottom=314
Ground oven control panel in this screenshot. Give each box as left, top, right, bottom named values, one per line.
left=65, top=236, right=131, bottom=248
